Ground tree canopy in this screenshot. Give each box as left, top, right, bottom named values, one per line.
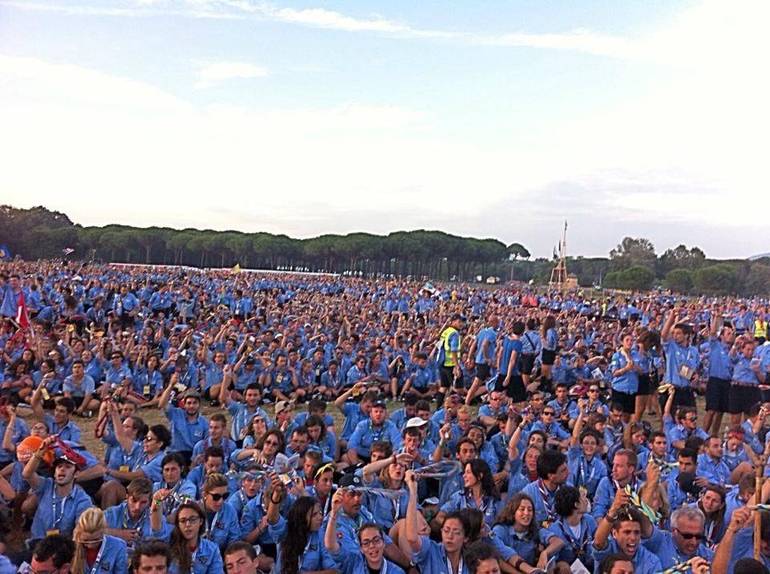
left=1, top=205, right=767, bottom=295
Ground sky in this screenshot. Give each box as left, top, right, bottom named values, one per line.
left=1, top=0, right=768, bottom=259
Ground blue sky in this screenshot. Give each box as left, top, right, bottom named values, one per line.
left=1, top=0, right=768, bottom=259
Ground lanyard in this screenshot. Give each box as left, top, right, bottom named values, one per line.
left=445, top=552, right=463, bottom=574
left=122, top=506, right=147, bottom=534
left=52, top=491, right=69, bottom=528
left=204, top=510, right=220, bottom=539
left=576, top=457, right=595, bottom=488
left=87, top=539, right=107, bottom=574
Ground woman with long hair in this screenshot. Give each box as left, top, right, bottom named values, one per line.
left=267, top=491, right=335, bottom=574
left=198, top=473, right=241, bottom=551
left=362, top=454, right=410, bottom=530
left=305, top=414, right=336, bottom=460
left=234, top=426, right=284, bottom=470
left=71, top=507, right=128, bottom=574
left=493, top=493, right=554, bottom=573
left=697, top=484, right=727, bottom=547
left=435, top=459, right=501, bottom=529
left=150, top=499, right=222, bottom=574
left=307, top=462, right=335, bottom=518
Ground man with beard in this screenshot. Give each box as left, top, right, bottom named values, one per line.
left=22, top=437, right=93, bottom=544
left=104, top=478, right=156, bottom=548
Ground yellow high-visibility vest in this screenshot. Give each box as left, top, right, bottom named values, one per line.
left=755, top=319, right=768, bottom=339
left=439, top=327, right=460, bottom=367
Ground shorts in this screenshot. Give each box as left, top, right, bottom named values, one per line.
left=439, top=366, right=459, bottom=389
left=494, top=374, right=527, bottom=403
left=729, top=384, right=761, bottom=415
left=659, top=386, right=696, bottom=410
left=705, top=376, right=730, bottom=413
left=637, top=374, right=653, bottom=396
left=521, top=354, right=537, bottom=376
left=475, top=363, right=492, bottom=381
left=611, top=389, right=635, bottom=414
left=541, top=349, right=557, bottom=366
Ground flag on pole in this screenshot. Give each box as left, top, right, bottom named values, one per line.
left=231, top=263, right=241, bottom=274
left=62, top=247, right=75, bottom=256
left=0, top=245, right=11, bottom=260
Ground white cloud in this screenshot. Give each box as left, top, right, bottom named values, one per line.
left=194, top=61, right=268, bottom=89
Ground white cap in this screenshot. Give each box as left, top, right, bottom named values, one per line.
left=405, top=417, right=428, bottom=430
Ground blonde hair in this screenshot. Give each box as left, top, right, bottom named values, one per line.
left=72, top=507, right=107, bottom=574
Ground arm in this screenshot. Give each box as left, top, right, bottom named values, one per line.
left=150, top=488, right=167, bottom=533
left=334, top=383, right=364, bottom=414
left=571, top=401, right=587, bottom=447
left=2, top=408, right=18, bottom=453
left=108, top=402, right=135, bottom=453
left=0, top=473, right=15, bottom=501
left=713, top=506, right=751, bottom=574
left=594, top=488, right=630, bottom=551
left=218, top=366, right=233, bottom=406
left=362, top=453, right=399, bottom=483
left=323, top=491, right=344, bottom=554
left=661, top=309, right=678, bottom=341
left=157, top=375, right=176, bottom=411
left=404, top=470, right=422, bottom=553
left=266, top=475, right=283, bottom=525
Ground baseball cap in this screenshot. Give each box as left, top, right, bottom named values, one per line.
left=53, top=453, right=84, bottom=470
left=371, top=399, right=387, bottom=409
left=339, top=473, right=364, bottom=489
left=405, top=417, right=428, bottom=430
left=275, top=400, right=294, bottom=415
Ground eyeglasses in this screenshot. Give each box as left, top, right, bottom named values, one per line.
left=588, top=389, right=599, bottom=393
left=178, top=516, right=201, bottom=525
left=207, top=492, right=227, bottom=501
left=674, top=528, right=704, bottom=541
left=685, top=416, right=698, bottom=422
left=360, top=535, right=383, bottom=548
left=264, top=440, right=280, bottom=447
left=144, top=436, right=156, bottom=443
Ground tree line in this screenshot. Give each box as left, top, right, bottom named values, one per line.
left=1, top=205, right=768, bottom=295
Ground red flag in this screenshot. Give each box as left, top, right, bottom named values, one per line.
left=15, top=290, right=29, bottom=329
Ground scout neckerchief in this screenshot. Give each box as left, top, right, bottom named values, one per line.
left=562, top=518, right=590, bottom=559
left=536, top=479, right=557, bottom=526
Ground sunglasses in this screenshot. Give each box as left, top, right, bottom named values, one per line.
left=207, top=492, right=227, bottom=501
left=543, top=411, right=555, bottom=416
left=674, top=529, right=704, bottom=541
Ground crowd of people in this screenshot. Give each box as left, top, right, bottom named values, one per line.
left=0, top=260, right=769, bottom=574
